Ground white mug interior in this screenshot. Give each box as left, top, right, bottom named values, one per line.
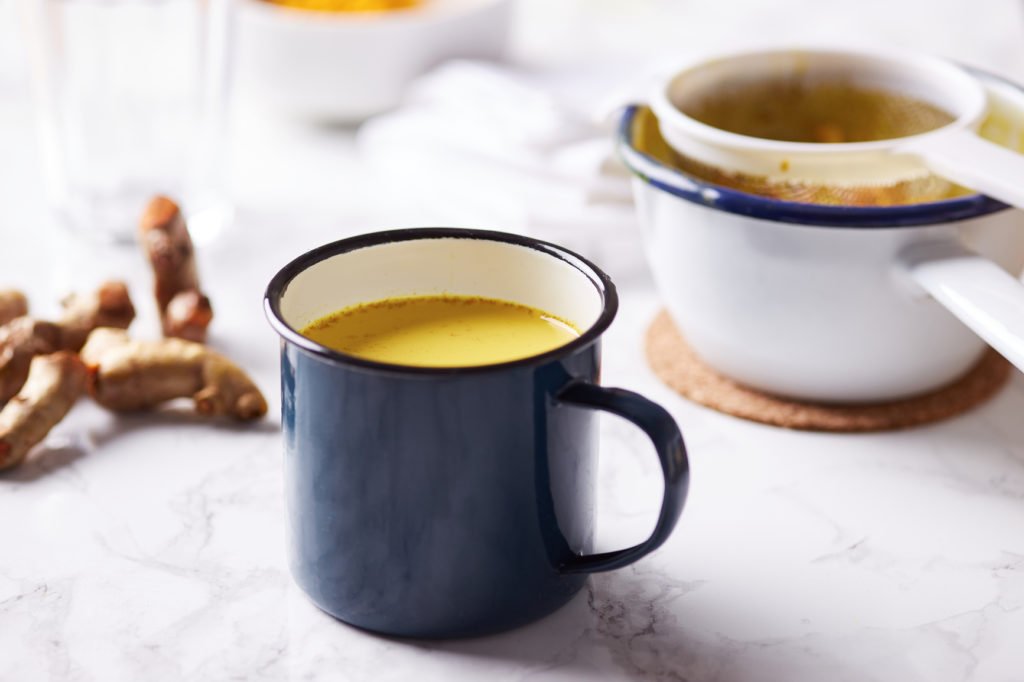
left=277, top=235, right=605, bottom=345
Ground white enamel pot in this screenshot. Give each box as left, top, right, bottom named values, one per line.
left=619, top=70, right=1024, bottom=404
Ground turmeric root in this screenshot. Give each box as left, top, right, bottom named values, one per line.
left=0, top=352, right=86, bottom=471
left=0, top=290, right=28, bottom=326
left=0, top=318, right=61, bottom=406
left=57, top=280, right=136, bottom=351
left=81, top=328, right=266, bottom=421
left=139, top=196, right=213, bottom=342
left=0, top=282, right=134, bottom=406
left=164, top=290, right=213, bottom=343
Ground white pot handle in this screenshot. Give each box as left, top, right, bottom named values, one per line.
left=902, top=240, right=1024, bottom=372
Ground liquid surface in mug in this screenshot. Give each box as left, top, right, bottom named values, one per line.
left=300, top=295, right=580, bottom=367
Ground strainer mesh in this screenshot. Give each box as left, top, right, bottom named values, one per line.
left=668, top=149, right=959, bottom=206
left=675, top=80, right=963, bottom=206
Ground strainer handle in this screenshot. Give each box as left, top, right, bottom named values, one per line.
left=902, top=241, right=1024, bottom=372
left=905, top=128, right=1024, bottom=210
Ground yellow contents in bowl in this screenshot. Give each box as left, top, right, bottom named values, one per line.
left=263, top=0, right=420, bottom=13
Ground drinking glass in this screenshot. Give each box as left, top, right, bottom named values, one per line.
left=25, top=0, right=234, bottom=244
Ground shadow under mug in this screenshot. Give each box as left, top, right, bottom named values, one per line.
left=264, top=228, right=690, bottom=638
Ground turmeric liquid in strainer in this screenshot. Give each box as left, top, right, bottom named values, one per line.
left=682, top=80, right=955, bottom=144
left=670, top=80, right=960, bottom=206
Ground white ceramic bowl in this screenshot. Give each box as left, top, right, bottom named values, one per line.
left=620, top=69, right=1024, bottom=404
left=235, top=0, right=512, bottom=122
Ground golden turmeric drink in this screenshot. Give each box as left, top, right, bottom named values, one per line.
left=301, top=295, right=580, bottom=367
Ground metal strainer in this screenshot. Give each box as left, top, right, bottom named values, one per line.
left=650, top=47, right=1024, bottom=207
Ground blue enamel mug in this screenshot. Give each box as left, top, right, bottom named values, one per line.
left=264, top=228, right=689, bottom=638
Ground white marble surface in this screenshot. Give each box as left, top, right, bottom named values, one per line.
left=4, top=1, right=1024, bottom=680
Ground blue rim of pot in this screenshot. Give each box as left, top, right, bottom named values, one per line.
left=617, top=99, right=1012, bottom=228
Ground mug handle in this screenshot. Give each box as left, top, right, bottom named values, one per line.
left=554, top=381, right=690, bottom=574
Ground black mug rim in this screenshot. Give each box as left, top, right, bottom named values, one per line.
left=263, top=227, right=620, bottom=376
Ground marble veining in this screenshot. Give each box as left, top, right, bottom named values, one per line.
left=6, top=232, right=1024, bottom=680
left=6, top=274, right=1024, bottom=680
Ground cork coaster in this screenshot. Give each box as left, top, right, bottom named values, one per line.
left=645, top=310, right=1011, bottom=432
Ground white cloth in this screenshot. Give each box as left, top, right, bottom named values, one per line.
left=356, top=60, right=648, bottom=280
